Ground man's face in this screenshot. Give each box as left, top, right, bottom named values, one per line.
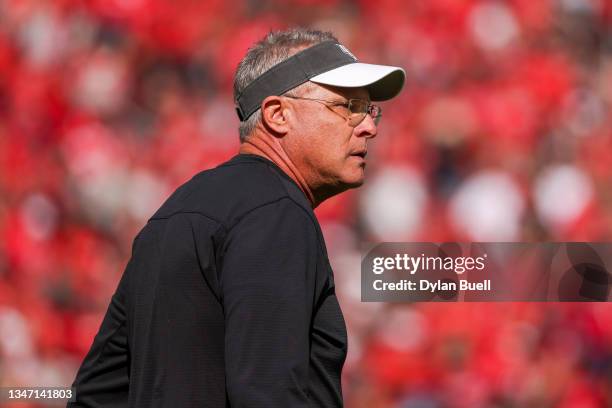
left=282, top=83, right=378, bottom=195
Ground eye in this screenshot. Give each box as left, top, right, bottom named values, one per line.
left=348, top=99, right=369, bottom=114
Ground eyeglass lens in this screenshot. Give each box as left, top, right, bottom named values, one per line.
left=347, top=99, right=381, bottom=126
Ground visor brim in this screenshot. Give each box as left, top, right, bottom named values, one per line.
left=309, top=62, right=406, bottom=101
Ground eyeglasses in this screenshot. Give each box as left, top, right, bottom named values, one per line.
left=283, top=95, right=382, bottom=126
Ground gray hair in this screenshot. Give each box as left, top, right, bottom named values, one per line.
left=233, top=28, right=338, bottom=142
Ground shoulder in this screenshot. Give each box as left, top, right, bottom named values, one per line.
left=148, top=155, right=313, bottom=231
left=227, top=195, right=317, bottom=236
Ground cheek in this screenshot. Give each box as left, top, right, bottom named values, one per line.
left=315, top=130, right=350, bottom=168
left=295, top=118, right=353, bottom=176
left=304, top=135, right=334, bottom=168
left=318, top=121, right=351, bottom=151
left=301, top=123, right=341, bottom=156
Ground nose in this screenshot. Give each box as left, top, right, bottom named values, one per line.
left=354, top=113, right=377, bottom=139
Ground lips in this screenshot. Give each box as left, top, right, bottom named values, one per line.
left=350, top=150, right=367, bottom=159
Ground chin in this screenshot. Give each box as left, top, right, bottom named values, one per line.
left=346, top=180, right=364, bottom=189
left=340, top=171, right=366, bottom=188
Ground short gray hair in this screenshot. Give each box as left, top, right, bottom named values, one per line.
left=233, top=28, right=338, bottom=142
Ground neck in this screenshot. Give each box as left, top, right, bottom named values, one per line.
left=239, top=134, right=317, bottom=207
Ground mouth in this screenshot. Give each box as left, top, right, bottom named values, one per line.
left=350, top=150, right=367, bottom=159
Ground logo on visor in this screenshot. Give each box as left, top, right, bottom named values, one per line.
left=337, top=44, right=357, bottom=61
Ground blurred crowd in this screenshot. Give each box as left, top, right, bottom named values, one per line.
left=1, top=0, right=612, bottom=406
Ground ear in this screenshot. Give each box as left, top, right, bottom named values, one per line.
left=260, top=96, right=290, bottom=137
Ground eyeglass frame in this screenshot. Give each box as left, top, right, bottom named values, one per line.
left=282, top=95, right=382, bottom=127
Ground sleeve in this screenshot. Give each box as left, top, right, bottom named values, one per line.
left=221, top=198, right=320, bottom=407
left=67, top=273, right=129, bottom=408
left=67, top=235, right=139, bottom=408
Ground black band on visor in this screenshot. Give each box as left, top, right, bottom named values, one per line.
left=235, top=40, right=358, bottom=121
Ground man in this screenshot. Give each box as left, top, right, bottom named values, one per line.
left=68, top=28, right=405, bottom=407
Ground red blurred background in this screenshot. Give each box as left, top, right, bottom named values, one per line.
left=1, top=0, right=612, bottom=407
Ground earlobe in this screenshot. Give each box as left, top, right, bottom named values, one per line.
left=261, top=96, right=290, bottom=136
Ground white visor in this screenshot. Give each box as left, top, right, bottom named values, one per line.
left=310, top=62, right=406, bottom=101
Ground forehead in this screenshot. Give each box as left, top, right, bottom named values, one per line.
left=305, top=82, right=370, bottom=101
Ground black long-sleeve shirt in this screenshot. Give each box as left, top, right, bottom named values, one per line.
left=68, top=154, right=348, bottom=407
